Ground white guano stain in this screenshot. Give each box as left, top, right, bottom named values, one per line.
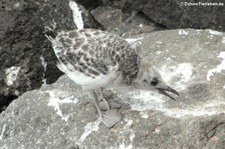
left=126, top=89, right=225, bottom=118
left=5, top=66, right=21, bottom=86
left=77, top=118, right=101, bottom=145
left=125, top=37, right=143, bottom=44
left=139, top=24, right=143, bottom=28
left=125, top=91, right=165, bottom=112
left=140, top=111, right=149, bottom=119
left=118, top=143, right=133, bottom=149
left=208, top=29, right=223, bottom=36
left=178, top=29, right=188, bottom=36
left=125, top=37, right=143, bottom=48
left=113, top=119, right=135, bottom=149
left=159, top=63, right=193, bottom=90
left=129, top=131, right=135, bottom=142
left=47, top=90, right=78, bottom=121
left=109, top=143, right=132, bottom=149
left=40, top=56, right=47, bottom=84
left=120, top=61, right=225, bottom=118
left=222, top=37, right=225, bottom=44
left=0, top=124, right=6, bottom=140
left=207, top=51, right=225, bottom=81
left=69, top=0, right=84, bottom=29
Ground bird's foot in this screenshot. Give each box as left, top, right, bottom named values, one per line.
left=92, top=90, right=121, bottom=128
left=99, top=100, right=121, bottom=111
left=101, top=109, right=122, bottom=128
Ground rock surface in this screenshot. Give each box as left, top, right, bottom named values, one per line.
left=74, top=0, right=103, bottom=10
left=91, top=6, right=126, bottom=30
left=1, top=29, right=225, bottom=148
left=109, top=12, right=164, bottom=37
left=91, top=7, right=163, bottom=36
left=102, top=0, right=225, bottom=31
left=0, top=0, right=102, bottom=112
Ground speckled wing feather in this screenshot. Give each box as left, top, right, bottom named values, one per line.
left=51, top=28, right=140, bottom=84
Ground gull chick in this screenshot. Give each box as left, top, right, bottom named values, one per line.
left=46, top=28, right=179, bottom=127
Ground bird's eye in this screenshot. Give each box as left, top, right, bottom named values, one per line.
left=150, top=81, right=158, bottom=86
left=150, top=77, right=159, bottom=86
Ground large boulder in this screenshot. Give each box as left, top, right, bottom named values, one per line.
left=102, top=0, right=225, bottom=32
left=0, top=29, right=225, bottom=148
left=0, top=0, right=102, bottom=112
left=91, top=7, right=164, bottom=36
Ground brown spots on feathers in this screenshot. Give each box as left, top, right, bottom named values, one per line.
left=53, top=28, right=140, bottom=82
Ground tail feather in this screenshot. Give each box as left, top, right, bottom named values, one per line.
left=44, top=20, right=58, bottom=44
left=45, top=34, right=55, bottom=45
left=44, top=20, right=65, bottom=57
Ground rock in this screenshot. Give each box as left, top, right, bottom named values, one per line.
left=0, top=0, right=102, bottom=112
left=109, top=11, right=165, bottom=37
left=91, top=6, right=126, bottom=30
left=74, top=0, right=103, bottom=10
left=1, top=29, right=225, bottom=148
left=103, top=0, right=225, bottom=32
left=91, top=6, right=164, bottom=37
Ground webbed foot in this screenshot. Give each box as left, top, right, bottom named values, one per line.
left=101, top=109, right=122, bottom=128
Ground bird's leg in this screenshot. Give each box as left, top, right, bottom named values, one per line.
left=99, top=88, right=110, bottom=110
left=98, top=88, right=121, bottom=111
left=92, top=90, right=103, bottom=119
left=92, top=90, right=121, bottom=128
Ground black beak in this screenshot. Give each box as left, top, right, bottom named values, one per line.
left=157, top=86, right=179, bottom=100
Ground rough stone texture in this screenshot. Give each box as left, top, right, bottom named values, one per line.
left=91, top=6, right=127, bottom=30
left=75, top=0, right=103, bottom=10
left=102, top=0, right=225, bottom=32
left=0, top=0, right=102, bottom=112
left=1, top=29, right=225, bottom=148
left=91, top=7, right=164, bottom=36
left=109, top=11, right=165, bottom=37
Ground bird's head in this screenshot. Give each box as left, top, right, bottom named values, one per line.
left=133, top=63, right=179, bottom=100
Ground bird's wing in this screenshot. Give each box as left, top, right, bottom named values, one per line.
left=51, top=29, right=119, bottom=78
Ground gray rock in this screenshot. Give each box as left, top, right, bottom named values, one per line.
left=74, top=0, right=102, bottom=10
left=1, top=29, right=225, bottom=148
left=109, top=12, right=165, bottom=37
left=91, top=7, right=164, bottom=37
left=0, top=0, right=102, bottom=112
left=103, top=0, right=225, bottom=32
left=91, top=6, right=126, bottom=30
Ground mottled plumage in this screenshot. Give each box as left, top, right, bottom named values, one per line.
left=46, top=28, right=179, bottom=128
left=49, top=29, right=140, bottom=90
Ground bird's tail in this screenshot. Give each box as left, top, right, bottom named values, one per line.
left=44, top=20, right=58, bottom=44
left=44, top=20, right=64, bottom=57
